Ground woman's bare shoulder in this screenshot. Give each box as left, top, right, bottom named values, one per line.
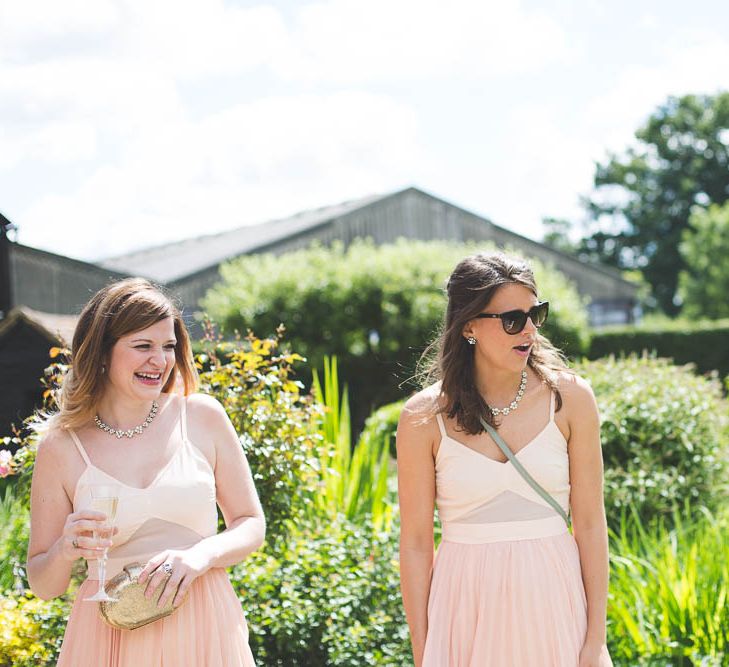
left=402, top=383, right=441, bottom=414
left=553, top=370, right=595, bottom=401
left=184, top=391, right=225, bottom=414
left=399, top=383, right=442, bottom=434
left=35, top=428, right=76, bottom=464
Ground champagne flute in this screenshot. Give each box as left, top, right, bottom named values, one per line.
left=83, top=483, right=120, bottom=602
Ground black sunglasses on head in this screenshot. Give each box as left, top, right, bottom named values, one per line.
left=473, top=301, right=549, bottom=334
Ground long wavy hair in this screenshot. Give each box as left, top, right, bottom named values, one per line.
left=424, top=251, right=571, bottom=434
left=38, top=278, right=198, bottom=434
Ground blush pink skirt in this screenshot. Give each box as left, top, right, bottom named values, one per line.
left=423, top=531, right=588, bottom=666
left=56, top=568, right=255, bottom=666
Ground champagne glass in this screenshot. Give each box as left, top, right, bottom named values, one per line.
left=83, top=483, right=120, bottom=602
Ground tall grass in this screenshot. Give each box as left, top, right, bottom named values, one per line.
left=310, top=357, right=394, bottom=530
left=608, top=504, right=728, bottom=666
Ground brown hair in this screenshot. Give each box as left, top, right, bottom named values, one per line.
left=41, top=277, right=198, bottom=433
left=424, top=251, right=571, bottom=434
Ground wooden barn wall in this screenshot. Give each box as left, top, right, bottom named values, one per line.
left=171, top=190, right=637, bottom=321
left=10, top=245, right=128, bottom=315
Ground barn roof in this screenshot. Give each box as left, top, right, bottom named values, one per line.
left=101, top=191, right=388, bottom=283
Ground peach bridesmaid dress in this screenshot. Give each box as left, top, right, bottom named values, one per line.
left=423, top=390, right=588, bottom=666
left=57, top=397, right=256, bottom=666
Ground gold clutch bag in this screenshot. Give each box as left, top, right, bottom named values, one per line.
left=99, top=562, right=186, bottom=630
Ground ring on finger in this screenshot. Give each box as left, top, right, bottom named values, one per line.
left=161, top=562, right=173, bottom=576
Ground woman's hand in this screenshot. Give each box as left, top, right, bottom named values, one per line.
left=59, top=509, right=114, bottom=562
left=579, top=641, right=612, bottom=667
left=138, top=547, right=211, bottom=608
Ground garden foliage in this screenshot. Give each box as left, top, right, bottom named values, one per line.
left=196, top=330, right=323, bottom=541
left=232, top=518, right=409, bottom=666
left=1, top=336, right=728, bottom=664
left=608, top=506, right=728, bottom=666
left=589, top=318, right=729, bottom=380
left=577, top=356, right=729, bottom=526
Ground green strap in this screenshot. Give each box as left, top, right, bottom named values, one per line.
left=479, top=417, right=570, bottom=527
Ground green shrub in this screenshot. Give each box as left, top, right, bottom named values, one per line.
left=588, top=319, right=729, bottom=379
left=607, top=506, right=728, bottom=666
left=0, top=593, right=69, bottom=667
left=576, top=356, right=729, bottom=526
left=197, top=332, right=324, bottom=542
left=0, top=487, right=29, bottom=591
left=231, top=517, right=409, bottom=667
left=201, top=239, right=590, bottom=430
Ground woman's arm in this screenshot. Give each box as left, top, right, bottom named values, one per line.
left=564, top=375, right=612, bottom=665
left=26, top=433, right=108, bottom=599
left=396, top=393, right=438, bottom=667
left=140, top=394, right=265, bottom=606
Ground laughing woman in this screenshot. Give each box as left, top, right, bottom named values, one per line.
left=27, top=278, right=264, bottom=666
left=397, top=252, right=612, bottom=666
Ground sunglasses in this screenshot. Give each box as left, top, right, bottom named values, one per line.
left=473, top=301, right=549, bottom=335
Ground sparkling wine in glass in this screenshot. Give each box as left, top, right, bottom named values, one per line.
left=83, top=484, right=120, bottom=602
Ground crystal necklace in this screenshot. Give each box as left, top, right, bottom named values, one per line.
left=488, top=370, right=527, bottom=417
left=95, top=401, right=159, bottom=439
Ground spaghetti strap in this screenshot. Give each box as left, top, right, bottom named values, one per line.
left=68, top=429, right=91, bottom=466
left=549, top=390, right=556, bottom=421
left=179, top=396, right=189, bottom=441
left=435, top=413, right=447, bottom=438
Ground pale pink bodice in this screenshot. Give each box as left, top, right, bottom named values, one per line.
left=435, top=390, right=571, bottom=543
left=68, top=397, right=218, bottom=579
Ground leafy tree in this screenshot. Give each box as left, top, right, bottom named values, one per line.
left=582, top=92, right=729, bottom=314
left=541, top=217, right=577, bottom=254
left=679, top=201, right=729, bottom=319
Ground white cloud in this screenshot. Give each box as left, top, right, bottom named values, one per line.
left=274, top=0, right=570, bottom=83
left=586, top=31, right=729, bottom=158
left=19, top=91, right=427, bottom=259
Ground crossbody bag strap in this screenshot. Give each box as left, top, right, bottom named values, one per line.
left=479, top=417, right=570, bottom=527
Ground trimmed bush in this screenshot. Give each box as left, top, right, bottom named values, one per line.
left=589, top=319, right=729, bottom=379
left=201, top=239, right=590, bottom=430
left=577, top=356, right=729, bottom=526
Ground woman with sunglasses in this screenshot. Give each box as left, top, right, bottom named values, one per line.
left=397, top=252, right=612, bottom=666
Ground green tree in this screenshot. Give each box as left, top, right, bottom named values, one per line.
left=541, top=217, right=577, bottom=254
left=679, top=201, right=729, bottom=319
left=582, top=92, right=729, bottom=314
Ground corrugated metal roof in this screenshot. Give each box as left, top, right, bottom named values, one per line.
left=101, top=191, right=388, bottom=283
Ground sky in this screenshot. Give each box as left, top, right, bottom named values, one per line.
left=2, top=0, right=729, bottom=262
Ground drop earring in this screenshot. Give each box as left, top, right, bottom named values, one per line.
left=467, top=336, right=476, bottom=345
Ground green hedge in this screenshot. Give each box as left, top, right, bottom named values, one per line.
left=201, top=239, right=590, bottom=431
left=589, top=319, right=729, bottom=379
left=577, top=356, right=729, bottom=526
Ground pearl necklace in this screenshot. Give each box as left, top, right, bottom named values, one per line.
left=95, top=401, right=159, bottom=439
left=489, top=370, right=527, bottom=417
